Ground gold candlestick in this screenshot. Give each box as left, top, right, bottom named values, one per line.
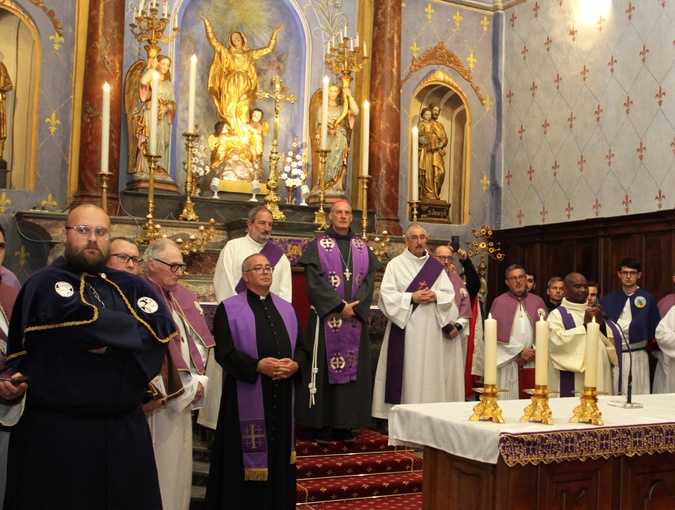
left=359, top=174, right=371, bottom=239
left=98, top=171, right=110, bottom=212
left=179, top=130, right=200, bottom=222
left=138, top=153, right=161, bottom=243
left=466, top=224, right=506, bottom=278
left=408, top=200, right=419, bottom=223
left=570, top=387, right=603, bottom=426
left=520, top=385, right=555, bottom=425
left=175, top=219, right=216, bottom=255
left=314, top=149, right=330, bottom=230
left=469, top=384, right=505, bottom=424
left=129, top=4, right=180, bottom=63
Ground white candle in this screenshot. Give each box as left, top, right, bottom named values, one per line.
left=173, top=12, right=178, bottom=27
left=149, top=71, right=159, bottom=154
left=484, top=313, right=497, bottom=386
left=162, top=0, right=168, bottom=18
left=355, top=32, right=359, bottom=48
left=363, top=42, right=367, bottom=58
left=585, top=317, right=599, bottom=388
left=343, top=24, right=347, bottom=40
left=320, top=76, right=329, bottom=151
left=361, top=100, right=370, bottom=177
left=411, top=126, right=419, bottom=201
left=138, top=0, right=144, bottom=14
left=350, top=38, right=354, bottom=51
left=100, top=83, right=110, bottom=173
left=188, top=54, right=197, bottom=132
left=535, top=314, right=549, bottom=386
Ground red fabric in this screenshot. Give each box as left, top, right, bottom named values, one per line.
left=464, top=296, right=479, bottom=397
left=291, top=271, right=310, bottom=335
left=518, top=367, right=536, bottom=399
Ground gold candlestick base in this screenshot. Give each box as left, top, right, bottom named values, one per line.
left=314, top=149, right=330, bottom=230
left=408, top=200, right=419, bottom=223
left=179, top=131, right=200, bottom=222
left=138, top=153, right=162, bottom=244
left=569, top=387, right=604, bottom=425
left=98, top=171, right=110, bottom=212
left=469, top=384, right=505, bottom=424
left=520, top=385, right=556, bottom=425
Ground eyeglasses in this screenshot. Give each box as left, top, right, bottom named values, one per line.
left=435, top=255, right=451, bottom=261
left=507, top=275, right=527, bottom=281
left=620, top=270, right=639, bottom=276
left=408, top=235, right=427, bottom=242
left=111, top=253, right=143, bottom=265
left=245, top=265, right=274, bottom=274
left=65, top=225, right=111, bottom=240
left=153, top=258, right=187, bottom=273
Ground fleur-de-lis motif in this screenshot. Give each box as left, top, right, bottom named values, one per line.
left=517, top=209, right=524, bottom=225
left=0, top=192, right=10, bottom=214
left=467, top=52, right=477, bottom=70
left=640, top=44, right=649, bottom=64
left=594, top=103, right=603, bottom=123
left=49, top=33, right=64, bottom=51
left=551, top=160, right=559, bottom=177
left=510, top=12, right=517, bottom=29
left=45, top=111, right=60, bottom=135
left=626, top=2, right=635, bottom=21
left=568, top=111, right=575, bottom=129
left=597, top=16, right=605, bottom=32
left=540, top=206, right=548, bottom=223
left=41, top=193, right=57, bottom=208
left=527, top=165, right=535, bottom=181
left=484, top=95, right=493, bottom=113
left=608, top=55, right=617, bottom=73
left=533, top=2, right=540, bottom=17
left=580, top=64, right=589, bottom=82
left=411, top=41, right=420, bottom=58
left=530, top=81, right=537, bottom=98
left=606, top=148, right=615, bottom=167
left=636, top=141, right=646, bottom=161
left=565, top=201, right=574, bottom=219
left=622, top=194, right=632, bottom=214
left=452, top=10, right=462, bottom=26
left=507, top=89, right=514, bottom=105
left=480, top=175, right=490, bottom=192
left=624, top=95, right=633, bottom=114
left=521, top=45, right=528, bottom=61
left=577, top=154, right=586, bottom=173
left=544, top=36, right=552, bottom=52
left=554, top=73, right=562, bottom=90
left=542, top=118, right=550, bottom=135
left=518, top=125, right=525, bottom=140
left=593, top=198, right=601, bottom=217
left=481, top=16, right=490, bottom=33
left=506, top=169, right=513, bottom=186
left=15, top=245, right=29, bottom=269
left=655, top=87, right=666, bottom=107
left=569, top=25, right=577, bottom=43
left=425, top=4, right=435, bottom=20
left=655, top=189, right=666, bottom=209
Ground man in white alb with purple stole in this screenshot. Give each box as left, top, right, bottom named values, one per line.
left=372, top=224, right=460, bottom=422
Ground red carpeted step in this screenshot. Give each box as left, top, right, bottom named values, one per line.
left=296, top=427, right=411, bottom=457
left=296, top=471, right=423, bottom=504
left=296, top=493, right=422, bottom=510
left=298, top=450, right=423, bottom=479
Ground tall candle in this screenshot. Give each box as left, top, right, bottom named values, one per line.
left=320, top=76, right=329, bottom=150
left=138, top=0, right=145, bottom=14
left=411, top=127, right=419, bottom=201
left=363, top=42, right=367, bottom=58
left=484, top=313, right=497, bottom=385
left=188, top=54, right=197, bottom=132
left=149, top=71, right=159, bottom=154
left=350, top=38, right=354, bottom=51
left=355, top=32, right=359, bottom=48
left=100, top=83, right=110, bottom=173
left=585, top=317, right=599, bottom=388
left=361, top=100, right=370, bottom=177
left=535, top=314, right=549, bottom=386
left=162, top=0, right=168, bottom=18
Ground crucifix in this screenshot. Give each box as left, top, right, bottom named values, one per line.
left=257, top=75, right=297, bottom=221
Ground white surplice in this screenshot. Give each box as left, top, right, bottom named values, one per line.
left=495, top=303, right=534, bottom=400
left=654, top=305, right=675, bottom=393
left=372, top=249, right=459, bottom=420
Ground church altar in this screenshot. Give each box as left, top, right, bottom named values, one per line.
left=389, top=395, right=675, bottom=509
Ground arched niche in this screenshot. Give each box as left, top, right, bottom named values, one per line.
left=410, top=71, right=471, bottom=225
left=0, top=4, right=40, bottom=190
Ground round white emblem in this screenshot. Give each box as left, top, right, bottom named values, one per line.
left=460, top=288, right=468, bottom=299
left=55, top=281, right=74, bottom=298
left=137, top=296, right=159, bottom=314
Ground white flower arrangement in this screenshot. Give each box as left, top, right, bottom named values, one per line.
left=279, top=136, right=307, bottom=204
left=191, top=137, right=210, bottom=178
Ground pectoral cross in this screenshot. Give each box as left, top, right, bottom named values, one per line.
left=256, top=75, right=298, bottom=221
left=344, top=267, right=352, bottom=281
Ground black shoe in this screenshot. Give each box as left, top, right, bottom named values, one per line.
left=333, top=428, right=356, bottom=444
left=314, top=428, right=333, bottom=445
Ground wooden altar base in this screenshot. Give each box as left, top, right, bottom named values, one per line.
left=422, top=446, right=675, bottom=510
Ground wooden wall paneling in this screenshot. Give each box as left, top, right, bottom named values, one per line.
left=537, top=458, right=617, bottom=510
left=643, top=232, right=671, bottom=299
left=620, top=452, right=675, bottom=509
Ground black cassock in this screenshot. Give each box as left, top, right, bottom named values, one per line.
left=205, top=290, right=306, bottom=510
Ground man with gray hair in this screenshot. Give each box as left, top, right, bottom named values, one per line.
left=372, top=224, right=458, bottom=422
left=142, top=238, right=215, bottom=510
left=489, top=264, right=547, bottom=399
left=201, top=205, right=292, bottom=430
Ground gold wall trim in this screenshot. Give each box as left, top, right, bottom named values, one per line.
left=27, top=0, right=62, bottom=35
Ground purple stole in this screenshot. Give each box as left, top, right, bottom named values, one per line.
left=490, top=292, right=547, bottom=344
left=224, top=292, right=298, bottom=481
left=234, top=241, right=285, bottom=294
left=658, top=294, right=675, bottom=319
left=448, top=272, right=472, bottom=319
left=317, top=234, right=370, bottom=384
left=142, top=276, right=215, bottom=374
left=385, top=256, right=444, bottom=405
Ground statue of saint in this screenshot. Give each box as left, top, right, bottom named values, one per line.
left=0, top=60, right=12, bottom=159
left=417, top=105, right=447, bottom=201
left=207, top=120, right=264, bottom=183
left=247, top=108, right=268, bottom=161
left=199, top=13, right=283, bottom=139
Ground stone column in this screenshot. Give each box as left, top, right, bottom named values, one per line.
left=369, top=0, right=402, bottom=235
left=73, top=0, right=124, bottom=214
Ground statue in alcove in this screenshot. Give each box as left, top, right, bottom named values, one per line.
left=0, top=58, right=12, bottom=160
left=207, top=119, right=264, bottom=183
left=417, top=104, right=447, bottom=201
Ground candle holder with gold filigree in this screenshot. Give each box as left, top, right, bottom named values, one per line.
left=175, top=219, right=216, bottom=255
left=469, top=384, right=505, bottom=424
left=570, top=387, right=604, bottom=426
left=359, top=174, right=371, bottom=239
left=408, top=200, right=420, bottom=223
left=98, top=171, right=110, bottom=212
left=129, top=3, right=179, bottom=62
left=314, top=149, right=330, bottom=230
left=179, top=130, right=200, bottom=222
left=466, top=224, right=505, bottom=278
left=520, top=385, right=556, bottom=425
left=368, top=231, right=390, bottom=262
left=138, top=153, right=162, bottom=243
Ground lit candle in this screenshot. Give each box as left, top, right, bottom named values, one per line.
left=149, top=71, right=159, bottom=154
left=188, top=54, right=197, bottom=132
left=411, top=126, right=419, bottom=202
left=162, top=0, right=168, bottom=18
left=361, top=100, right=370, bottom=177
left=101, top=83, right=110, bottom=173
left=584, top=317, right=599, bottom=388
left=534, top=314, right=549, bottom=386
left=320, top=76, right=329, bottom=151
left=484, top=313, right=497, bottom=386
